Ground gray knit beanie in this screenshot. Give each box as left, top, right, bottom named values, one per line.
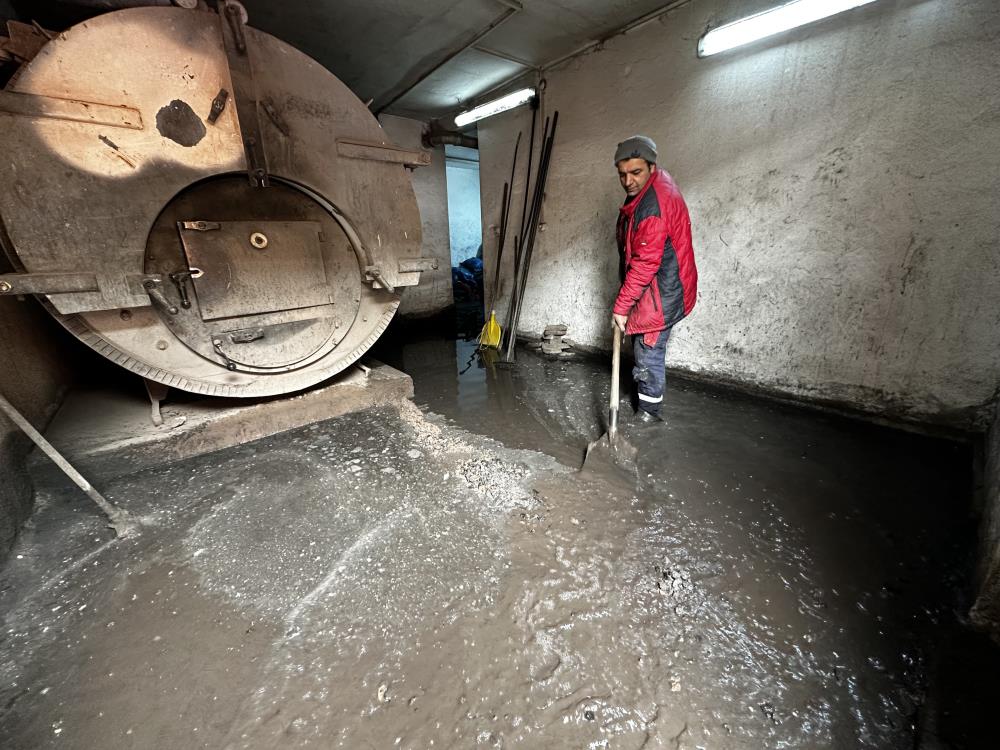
left=614, top=135, right=657, bottom=165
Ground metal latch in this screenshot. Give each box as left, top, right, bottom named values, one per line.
left=143, top=278, right=178, bottom=315
left=207, top=88, right=229, bottom=124
left=181, top=221, right=221, bottom=231
left=169, top=269, right=202, bottom=309
left=364, top=266, right=394, bottom=293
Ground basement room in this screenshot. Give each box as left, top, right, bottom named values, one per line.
left=1, top=0, right=998, bottom=747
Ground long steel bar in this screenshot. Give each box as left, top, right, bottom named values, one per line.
left=518, top=102, right=539, bottom=245
left=0, top=394, right=137, bottom=537
left=503, top=114, right=547, bottom=354
left=505, top=111, right=557, bottom=362
left=504, top=111, right=557, bottom=361
left=488, top=130, right=520, bottom=311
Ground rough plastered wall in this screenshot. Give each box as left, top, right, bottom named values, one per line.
left=0, top=293, right=73, bottom=561
left=379, top=115, right=454, bottom=317
left=479, top=0, right=1000, bottom=429
left=972, top=401, right=1000, bottom=641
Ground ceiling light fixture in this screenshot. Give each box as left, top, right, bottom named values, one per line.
left=454, top=87, right=536, bottom=128
left=698, top=0, right=879, bottom=57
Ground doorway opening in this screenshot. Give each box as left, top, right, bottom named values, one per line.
left=445, top=144, right=484, bottom=337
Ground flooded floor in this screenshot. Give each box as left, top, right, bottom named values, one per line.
left=1, top=334, right=997, bottom=748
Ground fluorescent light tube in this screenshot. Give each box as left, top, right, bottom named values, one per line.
left=698, top=0, right=879, bottom=57
left=454, top=88, right=536, bottom=127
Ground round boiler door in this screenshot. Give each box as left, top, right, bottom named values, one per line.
left=144, top=175, right=362, bottom=372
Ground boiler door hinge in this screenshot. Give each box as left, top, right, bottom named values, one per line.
left=0, top=271, right=159, bottom=297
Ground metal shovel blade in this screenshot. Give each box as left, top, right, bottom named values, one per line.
left=582, top=428, right=638, bottom=478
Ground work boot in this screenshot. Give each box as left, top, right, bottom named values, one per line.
left=636, top=409, right=664, bottom=424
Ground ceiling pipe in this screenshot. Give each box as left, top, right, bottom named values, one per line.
left=423, top=132, right=479, bottom=149
left=451, top=0, right=693, bottom=119
left=373, top=0, right=522, bottom=116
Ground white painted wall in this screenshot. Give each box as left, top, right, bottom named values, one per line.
left=445, top=146, right=483, bottom=266
left=479, top=0, right=1000, bottom=429
left=379, top=115, right=454, bottom=317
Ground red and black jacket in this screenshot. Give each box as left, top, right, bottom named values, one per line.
left=613, top=167, right=697, bottom=339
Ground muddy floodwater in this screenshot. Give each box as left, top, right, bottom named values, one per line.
left=1, top=337, right=997, bottom=748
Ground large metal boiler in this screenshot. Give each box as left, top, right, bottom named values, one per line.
left=0, top=3, right=433, bottom=397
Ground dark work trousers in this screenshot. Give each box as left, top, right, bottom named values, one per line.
left=632, top=327, right=672, bottom=415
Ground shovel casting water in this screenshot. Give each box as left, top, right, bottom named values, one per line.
left=582, top=325, right=638, bottom=476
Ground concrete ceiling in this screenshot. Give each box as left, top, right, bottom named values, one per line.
left=238, top=0, right=680, bottom=122
left=2, top=0, right=683, bottom=123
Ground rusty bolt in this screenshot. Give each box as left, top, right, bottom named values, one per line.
left=0, top=281, right=12, bottom=293
left=120, top=309, right=132, bottom=321
left=156, top=340, right=169, bottom=350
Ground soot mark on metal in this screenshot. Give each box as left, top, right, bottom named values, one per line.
left=156, top=99, right=206, bottom=147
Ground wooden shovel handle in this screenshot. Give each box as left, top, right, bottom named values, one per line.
left=609, top=325, right=621, bottom=436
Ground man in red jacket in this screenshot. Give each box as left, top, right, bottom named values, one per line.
left=611, top=136, right=698, bottom=423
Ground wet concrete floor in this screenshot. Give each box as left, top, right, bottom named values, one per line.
left=1, top=335, right=998, bottom=748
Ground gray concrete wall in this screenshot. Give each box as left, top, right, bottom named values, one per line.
left=973, top=401, right=1000, bottom=642
left=0, top=294, right=73, bottom=560
left=0, top=2, right=78, bottom=563
left=479, top=0, right=1000, bottom=430
left=379, top=115, right=454, bottom=318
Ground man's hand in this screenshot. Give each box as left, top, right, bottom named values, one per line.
left=612, top=313, right=628, bottom=333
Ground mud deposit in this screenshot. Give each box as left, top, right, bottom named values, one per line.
left=0, top=342, right=994, bottom=748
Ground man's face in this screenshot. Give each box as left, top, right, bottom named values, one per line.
left=617, top=158, right=652, bottom=198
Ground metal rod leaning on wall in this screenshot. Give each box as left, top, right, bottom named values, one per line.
left=502, top=118, right=545, bottom=360
left=502, top=113, right=548, bottom=358
left=493, top=181, right=509, bottom=303
left=504, top=111, right=558, bottom=362
left=518, top=98, right=539, bottom=243
left=487, top=130, right=520, bottom=313
left=0, top=393, right=138, bottom=538
left=503, top=113, right=548, bottom=355
left=509, top=111, right=558, bottom=356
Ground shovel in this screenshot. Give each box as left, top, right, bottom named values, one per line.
left=582, top=325, right=638, bottom=475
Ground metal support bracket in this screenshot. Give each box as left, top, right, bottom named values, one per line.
left=0, top=271, right=158, bottom=297
left=397, top=258, right=440, bottom=274
left=337, top=138, right=430, bottom=168
left=143, top=378, right=169, bottom=428
left=0, top=90, right=142, bottom=130
left=218, top=0, right=270, bottom=187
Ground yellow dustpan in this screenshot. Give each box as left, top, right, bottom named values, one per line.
left=479, top=309, right=502, bottom=348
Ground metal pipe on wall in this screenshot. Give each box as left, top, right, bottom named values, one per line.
left=423, top=133, right=479, bottom=149
left=455, top=0, right=693, bottom=119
